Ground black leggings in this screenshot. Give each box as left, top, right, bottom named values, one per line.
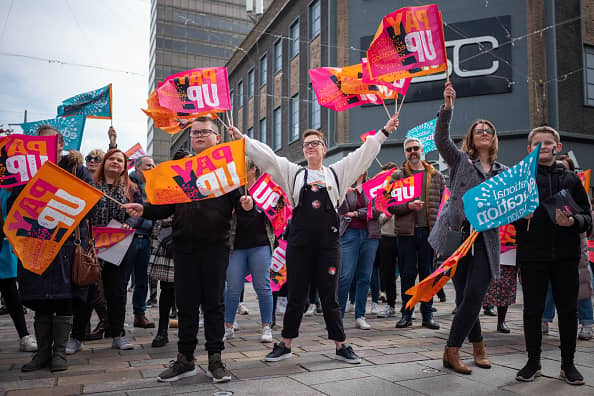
left=0, top=278, right=28, bottom=338
left=157, top=281, right=175, bottom=333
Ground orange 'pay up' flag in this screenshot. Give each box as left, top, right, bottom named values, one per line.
left=144, top=139, right=247, bottom=204
left=405, top=231, right=479, bottom=309
left=3, top=162, right=103, bottom=275
left=578, top=169, right=591, bottom=195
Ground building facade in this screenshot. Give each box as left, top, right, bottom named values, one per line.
left=148, top=0, right=267, bottom=163
left=226, top=0, right=594, bottom=189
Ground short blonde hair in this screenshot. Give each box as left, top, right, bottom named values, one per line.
left=86, top=148, right=106, bottom=160
left=528, top=126, right=560, bottom=145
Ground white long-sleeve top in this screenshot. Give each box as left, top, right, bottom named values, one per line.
left=244, top=130, right=387, bottom=210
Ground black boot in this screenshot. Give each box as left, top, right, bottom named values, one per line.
left=151, top=330, right=169, bottom=347
left=22, top=313, right=53, bottom=372
left=50, top=315, right=73, bottom=372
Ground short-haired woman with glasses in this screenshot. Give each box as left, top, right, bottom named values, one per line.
left=429, top=83, right=507, bottom=375
left=228, top=115, right=399, bottom=365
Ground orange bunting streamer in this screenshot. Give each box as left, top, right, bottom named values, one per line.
left=405, top=231, right=479, bottom=309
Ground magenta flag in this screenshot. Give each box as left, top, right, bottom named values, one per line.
left=156, top=67, right=231, bottom=114
left=309, top=67, right=384, bottom=112
left=0, top=134, right=58, bottom=188
left=362, top=168, right=397, bottom=221
left=375, top=171, right=424, bottom=216
left=366, top=5, right=447, bottom=81
left=361, top=58, right=411, bottom=96
left=249, top=173, right=293, bottom=237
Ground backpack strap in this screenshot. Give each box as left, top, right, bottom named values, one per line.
left=292, top=167, right=306, bottom=193
left=328, top=166, right=340, bottom=193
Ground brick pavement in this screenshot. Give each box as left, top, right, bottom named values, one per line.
left=0, top=283, right=593, bottom=395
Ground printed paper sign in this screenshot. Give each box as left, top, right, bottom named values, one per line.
left=57, top=84, right=112, bottom=119
left=375, top=172, right=424, bottom=215
left=0, top=134, right=58, bottom=188
left=94, top=226, right=135, bottom=250
left=462, top=143, right=541, bottom=232
left=309, top=67, right=385, bottom=112
left=270, top=239, right=287, bottom=292
left=3, top=162, right=103, bottom=275
left=157, top=67, right=231, bottom=114
left=249, top=173, right=293, bottom=237
left=20, top=116, right=86, bottom=151
left=406, top=118, right=437, bottom=154
left=96, top=220, right=135, bottom=266
left=124, top=143, right=147, bottom=170
left=367, top=5, right=447, bottom=81
left=144, top=139, right=246, bottom=204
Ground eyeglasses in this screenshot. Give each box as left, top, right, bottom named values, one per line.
left=405, top=146, right=420, bottom=153
left=473, top=128, right=495, bottom=136
left=85, top=155, right=101, bottom=163
left=303, top=140, right=324, bottom=148
left=190, top=129, right=218, bottom=137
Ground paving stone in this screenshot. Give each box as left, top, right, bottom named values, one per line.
left=298, top=357, right=372, bottom=371
left=399, top=372, right=498, bottom=395
left=363, top=352, right=428, bottom=365
left=501, top=376, right=594, bottom=395
left=58, top=370, right=142, bottom=386
left=5, top=384, right=81, bottom=396
left=0, top=377, right=56, bottom=391
left=290, top=366, right=370, bottom=385
left=82, top=378, right=169, bottom=394
left=312, top=376, right=425, bottom=396
left=216, top=377, right=325, bottom=395
left=221, top=362, right=307, bottom=379
left=126, top=383, right=215, bottom=395
left=361, top=362, right=447, bottom=382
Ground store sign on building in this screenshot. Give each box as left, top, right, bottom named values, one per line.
left=360, top=16, right=512, bottom=102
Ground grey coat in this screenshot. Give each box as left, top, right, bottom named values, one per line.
left=427, top=107, right=507, bottom=279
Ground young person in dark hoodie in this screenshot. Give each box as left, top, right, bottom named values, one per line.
left=514, top=126, right=592, bottom=385
left=124, top=116, right=249, bottom=384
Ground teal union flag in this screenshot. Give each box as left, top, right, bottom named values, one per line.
left=57, top=84, right=112, bottom=119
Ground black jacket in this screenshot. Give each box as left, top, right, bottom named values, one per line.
left=142, top=189, right=242, bottom=249
left=514, top=162, right=592, bottom=262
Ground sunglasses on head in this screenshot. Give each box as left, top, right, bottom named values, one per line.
left=405, top=146, right=420, bottom=153
left=85, top=155, right=101, bottom=163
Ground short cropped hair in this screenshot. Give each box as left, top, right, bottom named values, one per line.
left=302, top=129, right=326, bottom=145
left=403, top=137, right=422, bottom=149
left=36, top=125, right=65, bottom=146
left=193, top=116, right=219, bottom=134
left=528, top=126, right=560, bottom=145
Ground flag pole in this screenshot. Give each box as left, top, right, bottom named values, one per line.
left=380, top=99, right=392, bottom=119
left=397, top=94, right=406, bottom=113
left=104, top=193, right=125, bottom=207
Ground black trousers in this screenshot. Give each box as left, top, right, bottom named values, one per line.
left=157, top=281, right=175, bottom=333
left=520, top=259, right=579, bottom=363
left=447, top=236, right=491, bottom=347
left=379, top=236, right=398, bottom=308
left=71, top=283, right=96, bottom=340
left=0, top=278, right=28, bottom=338
left=282, top=228, right=345, bottom=342
left=102, top=256, right=133, bottom=338
left=173, top=243, right=228, bottom=358
left=25, top=299, right=73, bottom=316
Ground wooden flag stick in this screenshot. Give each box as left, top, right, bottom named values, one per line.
left=380, top=99, right=392, bottom=120
left=374, top=157, right=383, bottom=168
left=104, top=193, right=125, bottom=207
left=397, top=94, right=406, bottom=114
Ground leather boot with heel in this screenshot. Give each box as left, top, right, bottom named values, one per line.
left=472, top=341, right=491, bottom=369
left=443, top=346, right=472, bottom=374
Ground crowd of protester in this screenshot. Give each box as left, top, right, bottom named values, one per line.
left=0, top=83, right=592, bottom=386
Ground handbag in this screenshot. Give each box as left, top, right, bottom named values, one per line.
left=158, top=226, right=174, bottom=258
left=72, top=221, right=100, bottom=287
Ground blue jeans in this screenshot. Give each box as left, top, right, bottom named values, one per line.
left=370, top=265, right=380, bottom=303
left=224, top=245, right=273, bottom=325
left=543, top=282, right=593, bottom=326
left=338, top=228, right=379, bottom=319
left=125, top=235, right=151, bottom=315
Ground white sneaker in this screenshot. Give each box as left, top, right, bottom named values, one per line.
left=65, top=337, right=82, bottom=355
left=19, top=335, right=38, bottom=352
left=356, top=317, right=371, bottom=330
left=260, top=325, right=273, bottom=343
left=304, top=304, right=316, bottom=316
left=578, top=326, right=593, bottom=340
left=238, top=303, right=249, bottom=315
left=223, top=327, right=235, bottom=341
left=370, top=302, right=380, bottom=315
left=232, top=320, right=239, bottom=330
left=112, top=336, right=134, bottom=350
left=377, top=305, right=395, bottom=318
left=345, top=302, right=353, bottom=313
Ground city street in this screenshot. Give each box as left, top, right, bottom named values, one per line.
left=1, top=283, right=593, bottom=395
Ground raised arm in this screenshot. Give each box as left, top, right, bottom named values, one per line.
left=331, top=114, right=398, bottom=200
left=434, top=84, right=463, bottom=169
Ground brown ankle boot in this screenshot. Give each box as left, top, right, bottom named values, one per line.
left=443, top=346, right=472, bottom=374
left=134, top=314, right=155, bottom=329
left=472, top=341, right=491, bottom=369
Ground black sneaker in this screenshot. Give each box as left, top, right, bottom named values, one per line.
left=560, top=363, right=585, bottom=385
left=151, top=333, right=168, bottom=348
left=335, top=344, right=361, bottom=364
left=206, top=352, right=232, bottom=383
left=265, top=342, right=292, bottom=362
left=157, top=353, right=197, bottom=382
left=516, top=360, right=541, bottom=382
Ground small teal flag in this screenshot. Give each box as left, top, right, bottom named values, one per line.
left=462, top=143, right=541, bottom=232
left=20, top=116, right=86, bottom=151
left=57, top=84, right=112, bottom=119
left=406, top=118, right=437, bottom=154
